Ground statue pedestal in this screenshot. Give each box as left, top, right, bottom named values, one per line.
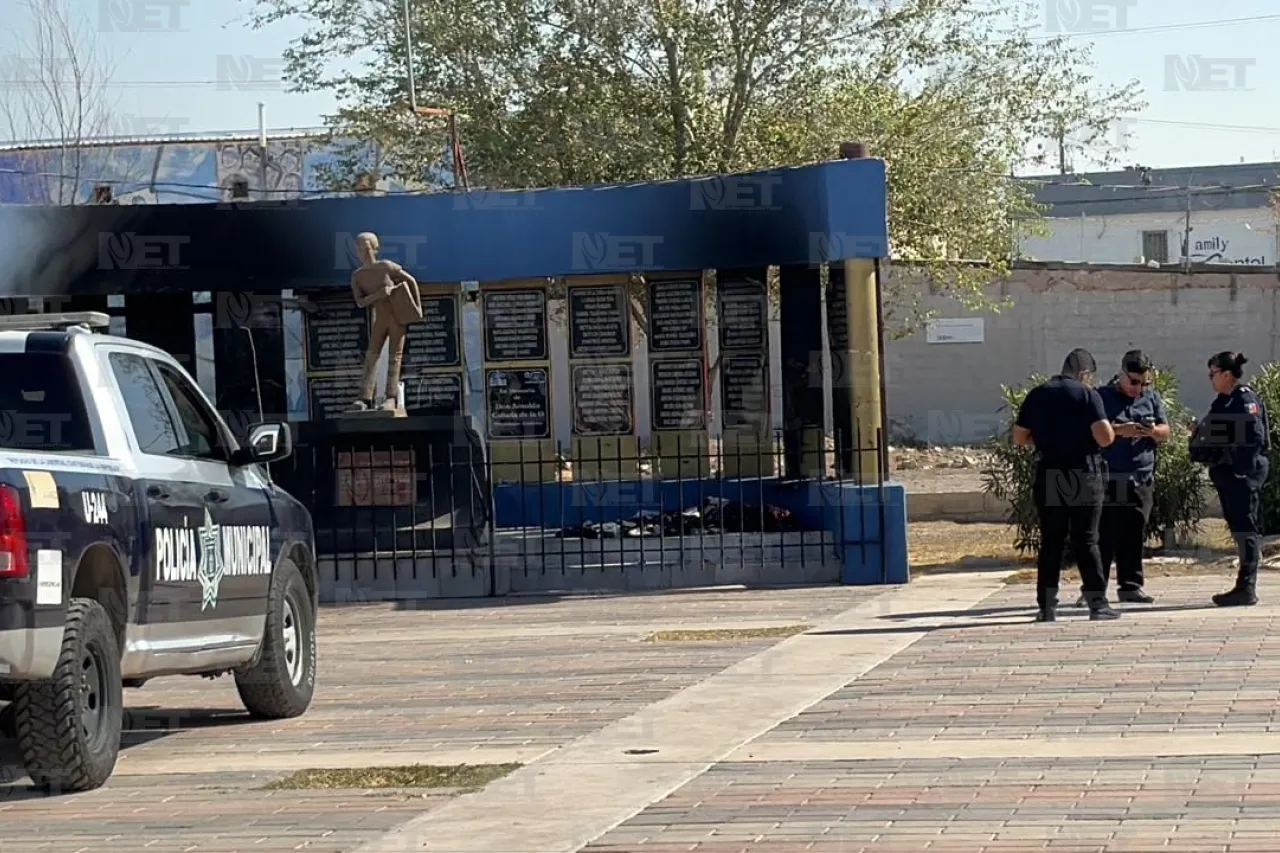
left=339, top=407, right=407, bottom=421
left=289, top=414, right=490, bottom=557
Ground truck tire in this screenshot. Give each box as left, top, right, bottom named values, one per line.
left=234, top=558, right=316, bottom=718
left=13, top=598, right=122, bottom=792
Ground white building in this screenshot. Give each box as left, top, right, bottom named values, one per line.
left=1017, top=162, right=1280, bottom=267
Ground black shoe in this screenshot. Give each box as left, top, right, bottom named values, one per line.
left=1086, top=595, right=1121, bottom=620
left=1073, top=595, right=1087, bottom=608
left=1118, top=588, right=1154, bottom=604
left=1212, top=587, right=1258, bottom=607
left=1036, top=608, right=1057, bottom=623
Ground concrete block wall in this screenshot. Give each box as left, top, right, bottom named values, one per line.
left=885, top=265, right=1280, bottom=444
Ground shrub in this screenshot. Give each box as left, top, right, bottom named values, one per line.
left=1247, top=362, right=1280, bottom=532
left=981, top=366, right=1205, bottom=555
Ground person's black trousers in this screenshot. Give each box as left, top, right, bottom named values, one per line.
left=1211, top=460, right=1269, bottom=590
left=1098, top=476, right=1155, bottom=592
left=1033, top=460, right=1108, bottom=610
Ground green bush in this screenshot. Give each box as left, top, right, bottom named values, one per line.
left=1247, top=362, right=1280, bottom=532
left=981, top=366, right=1205, bottom=555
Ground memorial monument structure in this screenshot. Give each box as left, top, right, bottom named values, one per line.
left=1, top=152, right=905, bottom=599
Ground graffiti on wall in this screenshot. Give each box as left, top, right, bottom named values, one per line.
left=0, top=136, right=449, bottom=205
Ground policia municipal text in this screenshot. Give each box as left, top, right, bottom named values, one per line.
left=1190, top=351, right=1272, bottom=607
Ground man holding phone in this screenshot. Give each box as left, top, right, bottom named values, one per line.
left=1081, top=350, right=1170, bottom=605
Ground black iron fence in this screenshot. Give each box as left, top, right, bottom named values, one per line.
left=270, top=426, right=891, bottom=601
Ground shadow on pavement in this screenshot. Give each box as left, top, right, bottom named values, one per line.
left=806, top=601, right=1225, bottom=638
left=0, top=704, right=258, bottom=802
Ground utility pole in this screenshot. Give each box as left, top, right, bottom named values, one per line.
left=401, top=0, right=469, bottom=190
left=1182, top=175, right=1194, bottom=273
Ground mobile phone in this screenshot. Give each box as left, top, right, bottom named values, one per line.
left=1140, top=416, right=1155, bottom=428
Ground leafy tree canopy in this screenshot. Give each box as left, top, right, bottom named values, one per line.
left=246, top=0, right=1144, bottom=332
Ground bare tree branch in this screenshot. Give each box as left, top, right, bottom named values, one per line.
left=1, top=0, right=122, bottom=204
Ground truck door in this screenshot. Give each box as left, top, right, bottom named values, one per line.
left=148, top=360, right=273, bottom=615
left=103, top=350, right=209, bottom=630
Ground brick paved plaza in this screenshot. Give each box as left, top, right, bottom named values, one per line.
left=5, top=571, right=1280, bottom=851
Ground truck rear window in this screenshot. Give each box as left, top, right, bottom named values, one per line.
left=0, top=353, right=94, bottom=452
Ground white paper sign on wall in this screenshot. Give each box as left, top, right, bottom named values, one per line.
left=926, top=318, right=984, bottom=344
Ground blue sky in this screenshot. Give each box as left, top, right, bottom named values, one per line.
left=3, top=0, right=1280, bottom=171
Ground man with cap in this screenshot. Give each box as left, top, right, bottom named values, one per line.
left=1013, top=348, right=1121, bottom=622
left=1073, top=350, right=1169, bottom=606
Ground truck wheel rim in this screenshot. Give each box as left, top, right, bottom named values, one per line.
left=283, top=597, right=303, bottom=686
left=80, top=646, right=108, bottom=745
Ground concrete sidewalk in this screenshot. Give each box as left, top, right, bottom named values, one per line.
left=8, top=571, right=1280, bottom=852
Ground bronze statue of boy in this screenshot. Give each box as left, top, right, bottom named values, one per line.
left=348, top=231, right=423, bottom=411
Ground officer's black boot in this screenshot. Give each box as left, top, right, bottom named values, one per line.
left=1214, top=534, right=1260, bottom=606
left=1213, top=533, right=1261, bottom=606
left=1036, top=587, right=1058, bottom=622
left=1086, top=593, right=1121, bottom=620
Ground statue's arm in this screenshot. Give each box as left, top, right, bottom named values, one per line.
left=388, top=263, right=422, bottom=310
left=351, top=274, right=389, bottom=307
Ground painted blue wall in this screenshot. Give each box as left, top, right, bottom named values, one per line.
left=2, top=158, right=887, bottom=295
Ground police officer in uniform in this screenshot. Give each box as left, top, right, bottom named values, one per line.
left=1013, top=348, right=1121, bottom=622
left=1080, top=350, right=1169, bottom=606
left=1190, top=351, right=1271, bottom=606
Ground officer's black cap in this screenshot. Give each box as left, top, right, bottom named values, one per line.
left=1122, top=349, right=1152, bottom=373
left=1062, top=347, right=1097, bottom=376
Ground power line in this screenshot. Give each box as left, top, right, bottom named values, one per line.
left=1126, top=118, right=1280, bottom=136
left=1028, top=12, right=1280, bottom=40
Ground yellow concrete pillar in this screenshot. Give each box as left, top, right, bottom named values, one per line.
left=842, top=258, right=885, bottom=483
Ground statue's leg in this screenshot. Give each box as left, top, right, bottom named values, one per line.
left=357, top=308, right=391, bottom=404
left=383, top=321, right=407, bottom=409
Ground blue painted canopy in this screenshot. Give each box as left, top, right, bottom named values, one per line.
left=1, top=158, right=887, bottom=295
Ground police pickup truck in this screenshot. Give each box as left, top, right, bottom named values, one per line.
left=0, top=312, right=317, bottom=793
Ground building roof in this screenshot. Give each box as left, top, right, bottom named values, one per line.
left=1028, top=161, right=1280, bottom=218
left=0, top=127, right=332, bottom=153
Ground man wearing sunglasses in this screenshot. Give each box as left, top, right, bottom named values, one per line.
left=1078, top=350, right=1169, bottom=606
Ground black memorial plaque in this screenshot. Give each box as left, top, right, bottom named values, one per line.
left=483, top=288, right=547, bottom=362
left=405, top=372, right=464, bottom=413
left=404, top=295, right=462, bottom=370
left=718, top=280, right=767, bottom=351
left=568, top=286, right=630, bottom=358
left=486, top=367, right=551, bottom=439
left=305, top=296, right=367, bottom=373
left=721, top=355, right=768, bottom=428
left=650, top=358, right=705, bottom=431
left=571, top=363, right=634, bottom=436
left=647, top=279, right=703, bottom=353
left=307, top=373, right=364, bottom=421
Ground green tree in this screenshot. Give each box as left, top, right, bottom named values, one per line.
left=246, top=0, right=1143, bottom=331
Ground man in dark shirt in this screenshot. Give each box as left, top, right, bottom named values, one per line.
left=1082, top=350, right=1169, bottom=606
left=1013, top=348, right=1120, bottom=622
